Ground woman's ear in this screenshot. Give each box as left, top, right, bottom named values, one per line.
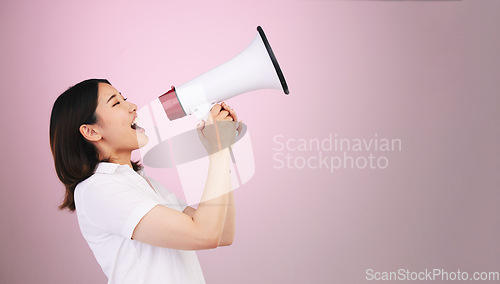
left=79, top=124, right=102, bottom=142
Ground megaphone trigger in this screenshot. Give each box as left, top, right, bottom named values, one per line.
left=191, top=100, right=217, bottom=122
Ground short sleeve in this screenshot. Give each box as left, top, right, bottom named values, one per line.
left=75, top=176, right=159, bottom=239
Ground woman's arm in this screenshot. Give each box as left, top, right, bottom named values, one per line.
left=132, top=104, right=237, bottom=250
left=183, top=102, right=238, bottom=246
left=214, top=102, right=238, bottom=246
left=219, top=190, right=235, bottom=246
left=132, top=148, right=232, bottom=250
left=183, top=189, right=235, bottom=246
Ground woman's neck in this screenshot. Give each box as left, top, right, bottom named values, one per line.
left=102, top=151, right=133, bottom=168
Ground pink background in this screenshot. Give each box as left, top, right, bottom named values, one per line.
left=1, top=0, right=499, bottom=283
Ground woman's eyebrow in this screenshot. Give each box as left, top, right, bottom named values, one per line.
left=106, top=94, right=117, bottom=104
left=106, top=92, right=122, bottom=103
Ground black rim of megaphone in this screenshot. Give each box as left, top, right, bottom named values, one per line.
left=257, top=26, right=289, bottom=95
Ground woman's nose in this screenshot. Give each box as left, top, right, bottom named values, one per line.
left=128, top=102, right=137, bottom=112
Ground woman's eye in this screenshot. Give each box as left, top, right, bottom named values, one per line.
left=112, top=98, right=127, bottom=107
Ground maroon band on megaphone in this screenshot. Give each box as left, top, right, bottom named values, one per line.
left=159, top=86, right=186, bottom=120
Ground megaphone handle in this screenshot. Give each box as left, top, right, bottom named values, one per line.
left=192, top=101, right=240, bottom=137
left=191, top=101, right=217, bottom=122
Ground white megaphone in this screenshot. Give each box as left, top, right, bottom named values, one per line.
left=158, top=26, right=289, bottom=121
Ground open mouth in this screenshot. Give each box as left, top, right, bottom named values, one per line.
left=131, top=117, right=144, bottom=131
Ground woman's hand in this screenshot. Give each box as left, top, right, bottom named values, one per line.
left=197, top=102, right=242, bottom=155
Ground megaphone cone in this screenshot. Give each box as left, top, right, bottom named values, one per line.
left=159, top=26, right=289, bottom=121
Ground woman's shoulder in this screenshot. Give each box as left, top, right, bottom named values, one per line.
left=76, top=171, right=122, bottom=190
left=75, top=163, right=134, bottom=201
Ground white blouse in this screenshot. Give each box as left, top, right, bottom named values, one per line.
left=74, top=162, right=205, bottom=284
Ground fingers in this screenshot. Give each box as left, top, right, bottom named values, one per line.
left=218, top=111, right=234, bottom=122
left=236, top=120, right=243, bottom=133
left=197, top=103, right=243, bottom=153
left=222, top=102, right=238, bottom=122
left=210, top=104, right=222, bottom=118
left=209, top=104, right=229, bottom=122
left=218, top=110, right=230, bottom=119
left=209, top=102, right=238, bottom=122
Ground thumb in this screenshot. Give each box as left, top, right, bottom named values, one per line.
left=197, top=120, right=205, bottom=138
left=236, top=120, right=243, bottom=134
left=197, top=120, right=205, bottom=129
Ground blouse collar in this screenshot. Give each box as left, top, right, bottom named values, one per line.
left=95, top=162, right=136, bottom=174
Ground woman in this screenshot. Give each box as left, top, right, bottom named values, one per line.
left=49, top=79, right=240, bottom=283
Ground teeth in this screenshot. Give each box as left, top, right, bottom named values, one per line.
left=132, top=117, right=138, bottom=126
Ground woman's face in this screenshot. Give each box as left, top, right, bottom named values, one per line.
left=94, top=83, right=149, bottom=156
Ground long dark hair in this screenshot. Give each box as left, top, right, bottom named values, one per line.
left=49, top=79, right=141, bottom=211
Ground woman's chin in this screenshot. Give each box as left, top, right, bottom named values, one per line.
left=136, top=133, right=150, bottom=149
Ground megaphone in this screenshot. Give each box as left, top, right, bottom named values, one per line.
left=159, top=26, right=289, bottom=121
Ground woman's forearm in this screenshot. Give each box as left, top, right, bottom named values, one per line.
left=192, top=148, right=232, bottom=246
left=219, top=190, right=235, bottom=246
